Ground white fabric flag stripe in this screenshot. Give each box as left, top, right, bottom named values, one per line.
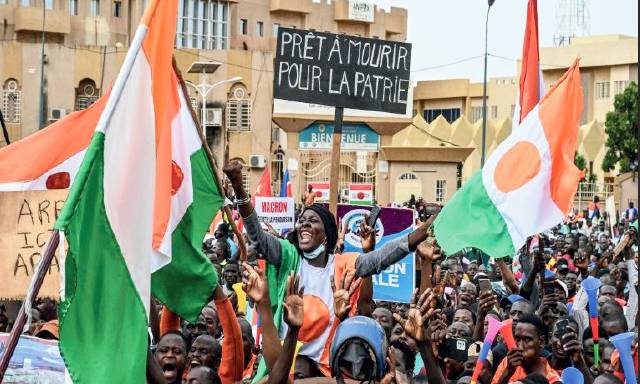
left=153, top=87, right=202, bottom=272
left=0, top=150, right=85, bottom=191
left=103, top=45, right=156, bottom=317
left=482, top=104, right=564, bottom=251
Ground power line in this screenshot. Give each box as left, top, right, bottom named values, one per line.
left=487, top=53, right=569, bottom=68
left=411, top=55, right=484, bottom=72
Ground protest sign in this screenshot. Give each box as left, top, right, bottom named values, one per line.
left=338, top=204, right=414, bottom=303
left=0, top=333, right=65, bottom=383
left=274, top=28, right=412, bottom=114
left=0, top=191, right=67, bottom=300
left=254, top=197, right=295, bottom=233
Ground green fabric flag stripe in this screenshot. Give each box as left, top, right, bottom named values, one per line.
left=151, top=147, right=222, bottom=323
left=56, top=132, right=148, bottom=383
left=433, top=172, right=516, bottom=258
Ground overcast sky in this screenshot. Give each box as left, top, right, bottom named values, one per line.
left=372, top=0, right=638, bottom=82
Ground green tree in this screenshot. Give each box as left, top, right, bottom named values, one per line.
left=602, top=82, right=638, bottom=173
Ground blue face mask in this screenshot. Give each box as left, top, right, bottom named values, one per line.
left=303, top=243, right=326, bottom=260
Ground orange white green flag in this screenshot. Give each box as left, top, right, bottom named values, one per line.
left=52, top=0, right=222, bottom=382
left=434, top=60, right=584, bottom=258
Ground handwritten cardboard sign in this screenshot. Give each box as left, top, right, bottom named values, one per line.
left=274, top=28, right=412, bottom=114
left=0, top=191, right=67, bottom=300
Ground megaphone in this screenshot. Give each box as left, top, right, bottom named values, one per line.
left=581, top=276, right=602, bottom=318
left=561, top=367, right=584, bottom=384
left=500, top=318, right=516, bottom=350
left=610, top=332, right=637, bottom=384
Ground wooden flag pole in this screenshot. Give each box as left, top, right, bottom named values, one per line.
left=328, top=107, right=344, bottom=217
left=172, top=58, right=247, bottom=261
left=0, top=231, right=60, bottom=381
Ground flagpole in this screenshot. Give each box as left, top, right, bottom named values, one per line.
left=0, top=231, right=60, bottom=381
left=172, top=58, right=247, bottom=262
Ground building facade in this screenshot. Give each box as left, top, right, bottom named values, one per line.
left=2, top=0, right=423, bottom=205
left=411, top=35, right=638, bottom=189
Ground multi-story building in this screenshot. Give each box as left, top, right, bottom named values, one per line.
left=2, top=0, right=424, bottom=203
left=410, top=35, right=638, bottom=190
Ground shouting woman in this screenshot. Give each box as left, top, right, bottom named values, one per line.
left=223, top=161, right=436, bottom=379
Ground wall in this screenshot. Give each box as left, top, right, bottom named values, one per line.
left=388, top=161, right=457, bottom=204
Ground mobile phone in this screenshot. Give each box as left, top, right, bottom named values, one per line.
left=367, top=205, right=382, bottom=228
left=554, top=319, right=569, bottom=338
left=438, top=338, right=469, bottom=362
left=478, top=279, right=491, bottom=294
left=543, top=281, right=555, bottom=296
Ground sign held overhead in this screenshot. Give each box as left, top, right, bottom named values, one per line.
left=274, top=28, right=412, bottom=114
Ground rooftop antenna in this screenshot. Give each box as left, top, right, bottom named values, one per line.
left=554, top=0, right=590, bottom=46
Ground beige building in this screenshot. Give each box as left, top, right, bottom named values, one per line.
left=1, top=0, right=424, bottom=203
left=411, top=35, right=638, bottom=188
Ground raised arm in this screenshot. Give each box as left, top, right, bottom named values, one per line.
left=268, top=274, right=304, bottom=384
left=223, top=161, right=282, bottom=267
left=213, top=284, right=244, bottom=384
left=496, top=259, right=520, bottom=294
left=241, top=262, right=280, bottom=372
left=355, top=216, right=436, bottom=278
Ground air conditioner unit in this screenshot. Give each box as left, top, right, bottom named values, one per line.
left=204, top=108, right=222, bottom=127
left=49, top=108, right=67, bottom=121
left=249, top=155, right=266, bottom=168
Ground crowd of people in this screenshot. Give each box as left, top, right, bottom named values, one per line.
left=1, top=160, right=638, bottom=384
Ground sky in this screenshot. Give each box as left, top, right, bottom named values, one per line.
left=371, top=0, right=638, bottom=82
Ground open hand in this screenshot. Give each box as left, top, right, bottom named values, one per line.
left=241, top=262, right=268, bottom=304
left=283, top=272, right=304, bottom=329
left=330, top=271, right=362, bottom=321
left=416, top=238, right=442, bottom=263
left=393, top=288, right=436, bottom=342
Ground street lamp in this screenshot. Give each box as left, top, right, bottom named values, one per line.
left=480, top=0, right=495, bottom=167
left=186, top=61, right=241, bottom=129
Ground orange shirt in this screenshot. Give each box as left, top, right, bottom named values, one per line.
left=491, top=357, right=561, bottom=384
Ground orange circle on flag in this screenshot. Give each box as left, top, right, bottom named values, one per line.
left=298, top=294, right=331, bottom=342
left=494, top=141, right=541, bottom=193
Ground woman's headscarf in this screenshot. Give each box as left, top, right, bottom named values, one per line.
left=286, top=204, right=338, bottom=254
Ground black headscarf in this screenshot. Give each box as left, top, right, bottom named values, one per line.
left=286, top=203, right=338, bottom=255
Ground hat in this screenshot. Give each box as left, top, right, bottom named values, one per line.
left=557, top=263, right=570, bottom=273
left=500, top=294, right=526, bottom=308
left=34, top=320, right=59, bottom=340
left=467, top=341, right=493, bottom=366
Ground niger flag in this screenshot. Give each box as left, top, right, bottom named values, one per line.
left=434, top=60, right=584, bottom=257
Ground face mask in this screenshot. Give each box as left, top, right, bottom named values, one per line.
left=303, top=243, right=326, bottom=260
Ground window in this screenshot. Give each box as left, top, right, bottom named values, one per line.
left=69, top=0, right=78, bottom=15
left=226, top=84, right=251, bottom=131
left=240, top=19, right=247, bottom=35
left=20, top=0, right=30, bottom=6
left=176, top=0, right=229, bottom=50
left=272, top=23, right=280, bottom=37
left=90, top=0, right=99, bottom=16
left=436, top=179, right=446, bottom=203
left=595, top=81, right=610, bottom=99
left=113, top=1, right=121, bottom=17
left=424, top=108, right=460, bottom=123
left=256, top=21, right=263, bottom=37
left=491, top=105, right=498, bottom=119
left=75, top=79, right=99, bottom=111
left=614, top=80, right=629, bottom=96
left=399, top=172, right=418, bottom=180
left=471, top=106, right=483, bottom=123
left=44, top=0, right=54, bottom=9
left=242, top=169, right=249, bottom=192
left=2, top=79, right=21, bottom=123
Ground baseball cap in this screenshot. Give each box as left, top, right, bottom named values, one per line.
left=557, top=263, right=570, bottom=274
left=500, top=294, right=526, bottom=308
